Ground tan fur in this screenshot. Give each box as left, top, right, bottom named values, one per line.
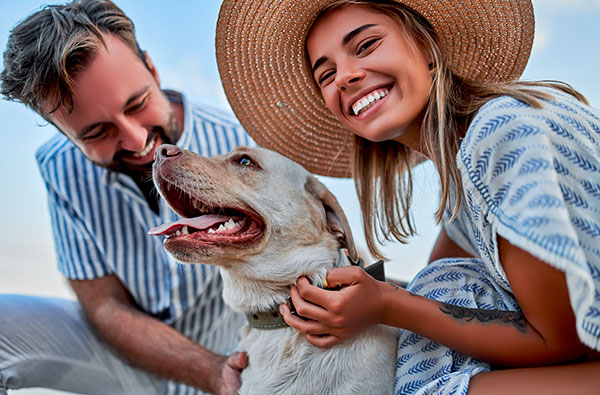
left=152, top=145, right=397, bottom=394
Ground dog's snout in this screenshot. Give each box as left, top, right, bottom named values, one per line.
left=154, top=144, right=182, bottom=162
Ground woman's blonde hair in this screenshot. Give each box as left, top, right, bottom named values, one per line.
left=316, top=0, right=587, bottom=259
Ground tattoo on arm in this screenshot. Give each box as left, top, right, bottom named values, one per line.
left=439, top=303, right=527, bottom=333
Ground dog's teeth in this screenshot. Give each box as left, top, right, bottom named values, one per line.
left=181, top=226, right=189, bottom=235
left=208, top=228, right=216, bottom=234
left=224, top=219, right=237, bottom=230
left=175, top=230, right=181, bottom=236
left=217, top=224, right=226, bottom=232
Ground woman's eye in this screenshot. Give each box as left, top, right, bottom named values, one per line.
left=318, top=71, right=335, bottom=86
left=357, top=38, right=378, bottom=54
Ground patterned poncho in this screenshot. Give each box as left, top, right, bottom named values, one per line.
left=394, top=87, right=600, bottom=394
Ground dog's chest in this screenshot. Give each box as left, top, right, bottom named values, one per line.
left=238, top=325, right=398, bottom=394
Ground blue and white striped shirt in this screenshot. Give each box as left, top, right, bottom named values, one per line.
left=36, top=91, right=255, bottom=394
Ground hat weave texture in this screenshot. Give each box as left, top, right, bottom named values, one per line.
left=216, top=0, right=535, bottom=177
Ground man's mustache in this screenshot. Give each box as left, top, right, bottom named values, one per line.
left=113, top=127, right=162, bottom=162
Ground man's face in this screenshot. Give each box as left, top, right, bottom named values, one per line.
left=48, top=33, right=179, bottom=179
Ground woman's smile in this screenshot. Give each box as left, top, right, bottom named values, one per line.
left=307, top=6, right=432, bottom=148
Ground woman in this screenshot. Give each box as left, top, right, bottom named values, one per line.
left=216, top=0, right=600, bottom=393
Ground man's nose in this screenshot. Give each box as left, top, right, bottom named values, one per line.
left=117, top=119, right=148, bottom=152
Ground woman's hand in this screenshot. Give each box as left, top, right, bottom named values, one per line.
left=279, top=265, right=388, bottom=348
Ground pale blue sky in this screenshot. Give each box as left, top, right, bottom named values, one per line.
left=1, top=0, right=599, bottom=297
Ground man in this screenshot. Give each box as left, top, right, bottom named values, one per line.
left=0, top=1, right=253, bottom=394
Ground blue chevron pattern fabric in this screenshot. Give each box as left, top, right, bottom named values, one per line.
left=454, top=88, right=600, bottom=350
left=394, top=88, right=600, bottom=394
left=394, top=258, right=519, bottom=394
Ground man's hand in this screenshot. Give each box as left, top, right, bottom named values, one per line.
left=213, top=352, right=248, bottom=395
left=70, top=275, right=245, bottom=393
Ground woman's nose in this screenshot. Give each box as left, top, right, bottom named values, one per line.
left=335, top=64, right=364, bottom=91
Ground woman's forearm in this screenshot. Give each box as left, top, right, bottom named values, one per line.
left=382, top=283, right=585, bottom=367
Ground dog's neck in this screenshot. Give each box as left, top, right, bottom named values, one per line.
left=220, top=248, right=350, bottom=314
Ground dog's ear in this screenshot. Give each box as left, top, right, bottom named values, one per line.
left=305, top=176, right=358, bottom=262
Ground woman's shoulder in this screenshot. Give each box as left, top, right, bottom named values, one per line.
left=461, top=87, right=600, bottom=161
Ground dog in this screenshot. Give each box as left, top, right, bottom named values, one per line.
left=149, top=144, right=397, bottom=394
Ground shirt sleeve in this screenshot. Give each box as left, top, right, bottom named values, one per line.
left=37, top=141, right=111, bottom=280
left=45, top=185, right=110, bottom=279
left=458, top=92, right=600, bottom=350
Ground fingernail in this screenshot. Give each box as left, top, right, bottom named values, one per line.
left=322, top=278, right=329, bottom=288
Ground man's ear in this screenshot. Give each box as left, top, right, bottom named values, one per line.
left=143, top=51, right=161, bottom=85
left=305, top=176, right=358, bottom=262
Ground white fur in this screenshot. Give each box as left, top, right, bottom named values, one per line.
left=153, top=146, right=398, bottom=394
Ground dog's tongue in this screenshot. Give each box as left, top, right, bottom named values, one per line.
left=148, top=214, right=231, bottom=236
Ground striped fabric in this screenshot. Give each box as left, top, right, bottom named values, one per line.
left=36, top=91, right=255, bottom=395
left=395, top=88, right=600, bottom=394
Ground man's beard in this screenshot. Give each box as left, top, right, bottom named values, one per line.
left=93, top=111, right=178, bottom=183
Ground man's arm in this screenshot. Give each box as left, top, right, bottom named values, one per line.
left=69, top=275, right=246, bottom=394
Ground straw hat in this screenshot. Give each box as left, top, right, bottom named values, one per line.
left=216, top=0, right=535, bottom=178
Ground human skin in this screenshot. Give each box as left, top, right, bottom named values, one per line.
left=47, top=33, right=247, bottom=394
left=279, top=3, right=599, bottom=388
left=47, top=34, right=179, bottom=181
left=306, top=5, right=431, bottom=149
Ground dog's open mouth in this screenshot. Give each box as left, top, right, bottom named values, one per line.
left=148, top=178, right=263, bottom=247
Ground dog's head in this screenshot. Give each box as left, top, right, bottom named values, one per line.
left=149, top=144, right=356, bottom=285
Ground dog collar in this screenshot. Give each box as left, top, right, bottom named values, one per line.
left=245, top=309, right=289, bottom=330
left=245, top=259, right=386, bottom=330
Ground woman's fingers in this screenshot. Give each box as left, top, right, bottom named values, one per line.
left=288, top=283, right=338, bottom=324
left=324, top=266, right=365, bottom=289
left=306, top=334, right=342, bottom=348
left=279, top=301, right=331, bottom=335
left=294, top=277, right=332, bottom=305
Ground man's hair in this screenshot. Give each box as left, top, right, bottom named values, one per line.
left=1, top=0, right=145, bottom=118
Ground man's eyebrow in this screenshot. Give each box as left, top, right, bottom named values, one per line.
left=76, top=85, right=151, bottom=138
left=311, top=24, right=377, bottom=73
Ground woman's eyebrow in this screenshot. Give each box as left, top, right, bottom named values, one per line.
left=311, top=23, right=377, bottom=73
left=342, top=23, right=376, bottom=45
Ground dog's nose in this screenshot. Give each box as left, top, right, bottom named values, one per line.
left=154, top=144, right=182, bottom=162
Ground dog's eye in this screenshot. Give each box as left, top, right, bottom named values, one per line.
left=237, top=155, right=254, bottom=166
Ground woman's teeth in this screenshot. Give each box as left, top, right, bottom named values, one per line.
left=132, top=137, right=156, bottom=158
left=352, top=89, right=389, bottom=116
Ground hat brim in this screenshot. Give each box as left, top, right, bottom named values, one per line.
left=216, top=0, right=534, bottom=178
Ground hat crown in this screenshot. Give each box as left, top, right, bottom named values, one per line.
left=216, top=0, right=535, bottom=177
